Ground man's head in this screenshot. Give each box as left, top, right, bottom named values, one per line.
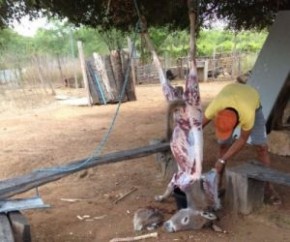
left=214, top=109, right=238, bottom=141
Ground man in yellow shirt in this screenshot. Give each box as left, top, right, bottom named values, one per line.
left=202, top=82, right=281, bottom=205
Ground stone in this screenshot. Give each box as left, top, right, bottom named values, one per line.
left=268, top=130, right=290, bottom=156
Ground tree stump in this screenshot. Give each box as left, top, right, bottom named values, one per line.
left=0, top=213, right=15, bottom=242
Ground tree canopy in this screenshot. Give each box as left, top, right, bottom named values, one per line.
left=1, top=0, right=290, bottom=31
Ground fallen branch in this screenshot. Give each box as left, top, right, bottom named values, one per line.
left=109, top=232, right=158, bottom=242
left=114, top=187, right=138, bottom=204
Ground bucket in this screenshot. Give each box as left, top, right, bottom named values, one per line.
left=173, top=187, right=187, bottom=210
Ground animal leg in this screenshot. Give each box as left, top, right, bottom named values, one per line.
left=154, top=184, right=174, bottom=202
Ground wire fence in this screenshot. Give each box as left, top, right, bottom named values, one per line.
left=0, top=51, right=258, bottom=113
left=0, top=55, right=82, bottom=112
left=135, top=52, right=258, bottom=84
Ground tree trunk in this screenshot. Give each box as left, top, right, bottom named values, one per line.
left=187, top=0, right=198, bottom=70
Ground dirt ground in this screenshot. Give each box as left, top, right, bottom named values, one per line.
left=1, top=80, right=290, bottom=242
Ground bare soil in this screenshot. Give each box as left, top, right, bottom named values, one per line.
left=1, top=80, right=290, bottom=242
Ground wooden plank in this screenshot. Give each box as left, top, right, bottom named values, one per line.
left=8, top=211, right=31, bottom=242
left=227, top=163, right=290, bottom=186
left=225, top=162, right=290, bottom=214
left=0, top=142, right=170, bottom=199
left=0, top=197, right=50, bottom=213
left=0, top=213, right=15, bottom=242
left=93, top=53, right=115, bottom=102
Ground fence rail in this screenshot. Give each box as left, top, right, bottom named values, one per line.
left=0, top=51, right=258, bottom=113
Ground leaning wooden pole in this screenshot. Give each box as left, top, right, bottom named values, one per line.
left=143, top=33, right=167, bottom=85
left=0, top=142, right=169, bottom=199
left=139, top=16, right=167, bottom=85
left=77, top=41, right=93, bottom=106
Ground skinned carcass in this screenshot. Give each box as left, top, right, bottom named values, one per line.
left=155, top=68, right=203, bottom=202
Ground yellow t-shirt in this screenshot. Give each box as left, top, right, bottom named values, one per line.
left=204, top=83, right=260, bottom=131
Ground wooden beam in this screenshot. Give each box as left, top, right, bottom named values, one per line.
left=227, top=163, right=290, bottom=186
left=225, top=162, right=290, bottom=214
left=0, top=142, right=170, bottom=199
left=0, top=214, right=15, bottom=242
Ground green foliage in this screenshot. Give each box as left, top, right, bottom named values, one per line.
left=1, top=0, right=290, bottom=32
left=0, top=29, right=34, bottom=69
left=0, top=22, right=111, bottom=60
left=74, top=27, right=109, bottom=55
left=0, top=28, right=14, bottom=48
left=160, top=29, right=190, bottom=58
left=160, top=29, right=267, bottom=58
left=0, top=21, right=268, bottom=66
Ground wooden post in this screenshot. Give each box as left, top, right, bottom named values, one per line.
left=126, top=37, right=137, bottom=101
left=203, top=60, right=209, bottom=82
left=127, top=37, right=137, bottom=87
left=8, top=212, right=31, bottom=242
left=56, top=55, right=65, bottom=86
left=0, top=214, right=15, bottom=242
left=77, top=41, right=92, bottom=106
left=231, top=32, right=238, bottom=79
left=225, top=168, right=265, bottom=215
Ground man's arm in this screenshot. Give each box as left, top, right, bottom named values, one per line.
left=215, top=129, right=251, bottom=173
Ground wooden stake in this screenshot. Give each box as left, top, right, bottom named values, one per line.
left=109, top=232, right=158, bottom=242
